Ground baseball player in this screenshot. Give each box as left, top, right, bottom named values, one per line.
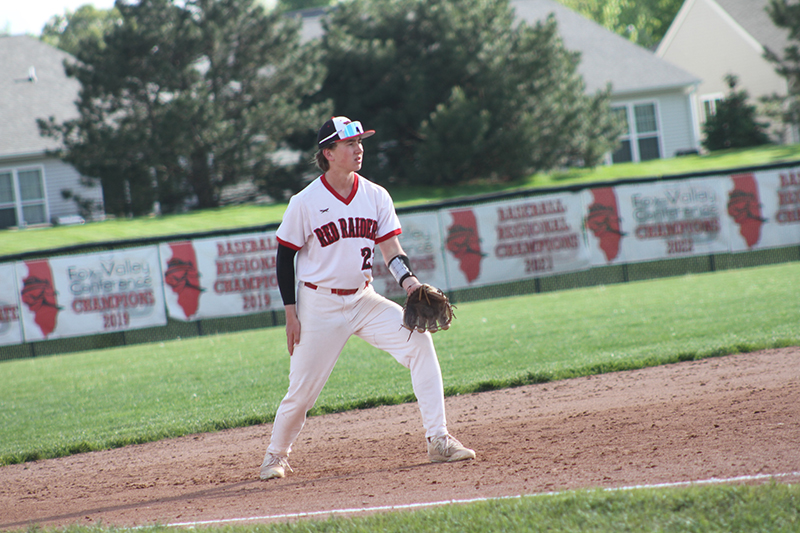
left=260, top=116, right=476, bottom=480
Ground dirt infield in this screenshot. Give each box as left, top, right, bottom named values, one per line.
left=1, top=348, right=799, bottom=530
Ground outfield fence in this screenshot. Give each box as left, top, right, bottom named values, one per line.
left=1, top=160, right=799, bottom=361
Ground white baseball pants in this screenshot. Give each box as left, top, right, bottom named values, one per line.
left=266, top=283, right=448, bottom=457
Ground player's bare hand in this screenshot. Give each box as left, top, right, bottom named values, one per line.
left=284, top=304, right=301, bottom=356
left=402, top=276, right=422, bottom=296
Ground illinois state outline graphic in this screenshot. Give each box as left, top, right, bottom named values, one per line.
left=727, top=173, right=765, bottom=248
left=585, top=187, right=625, bottom=262
left=164, top=241, right=204, bottom=319
left=445, top=209, right=485, bottom=283
left=20, top=260, right=61, bottom=337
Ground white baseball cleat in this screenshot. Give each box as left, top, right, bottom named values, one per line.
left=427, top=434, right=476, bottom=463
left=259, top=453, right=293, bottom=480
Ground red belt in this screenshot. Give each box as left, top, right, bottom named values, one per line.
left=304, top=282, right=361, bottom=296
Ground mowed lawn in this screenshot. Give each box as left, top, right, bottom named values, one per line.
left=1, top=261, right=798, bottom=466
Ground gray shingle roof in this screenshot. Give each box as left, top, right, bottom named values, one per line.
left=714, top=0, right=790, bottom=57
left=0, top=36, right=80, bottom=159
left=511, top=0, right=699, bottom=94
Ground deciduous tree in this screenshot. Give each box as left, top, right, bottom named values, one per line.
left=40, top=4, right=120, bottom=55
left=559, top=0, right=683, bottom=49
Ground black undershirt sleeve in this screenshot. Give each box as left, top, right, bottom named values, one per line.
left=276, top=244, right=298, bottom=306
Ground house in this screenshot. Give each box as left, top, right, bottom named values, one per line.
left=512, top=0, right=702, bottom=163
left=0, top=35, right=104, bottom=230
left=296, top=0, right=702, bottom=164
left=656, top=0, right=796, bottom=144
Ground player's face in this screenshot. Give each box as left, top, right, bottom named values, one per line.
left=329, top=137, right=364, bottom=172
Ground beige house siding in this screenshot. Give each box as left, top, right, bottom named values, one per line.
left=656, top=0, right=792, bottom=142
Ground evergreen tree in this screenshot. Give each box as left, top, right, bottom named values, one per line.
left=39, top=0, right=329, bottom=216
left=763, top=0, right=800, bottom=141
left=702, top=75, right=771, bottom=152
left=316, top=0, right=621, bottom=187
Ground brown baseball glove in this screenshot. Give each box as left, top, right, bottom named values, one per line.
left=402, top=284, right=455, bottom=333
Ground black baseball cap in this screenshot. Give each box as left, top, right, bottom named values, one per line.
left=317, top=116, right=375, bottom=147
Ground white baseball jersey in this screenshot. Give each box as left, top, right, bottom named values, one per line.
left=276, top=173, right=401, bottom=289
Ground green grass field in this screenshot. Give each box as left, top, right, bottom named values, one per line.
left=2, top=262, right=798, bottom=468
left=4, top=264, right=800, bottom=532
left=2, top=262, right=799, bottom=532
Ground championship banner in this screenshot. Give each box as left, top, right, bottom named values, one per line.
left=726, top=168, right=800, bottom=251
left=160, top=232, right=282, bottom=321
left=373, top=212, right=449, bottom=299
left=16, top=247, right=166, bottom=342
left=586, top=177, right=731, bottom=265
left=441, top=193, right=591, bottom=289
left=0, top=263, right=23, bottom=346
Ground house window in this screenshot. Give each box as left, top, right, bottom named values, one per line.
left=611, top=102, right=662, bottom=164
left=701, top=93, right=724, bottom=123
left=611, top=108, right=632, bottom=163
left=0, top=167, right=48, bottom=229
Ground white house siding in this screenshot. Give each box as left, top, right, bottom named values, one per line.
left=611, top=88, right=700, bottom=162
left=2, top=154, right=104, bottom=223
left=654, top=89, right=700, bottom=158
left=42, top=158, right=104, bottom=221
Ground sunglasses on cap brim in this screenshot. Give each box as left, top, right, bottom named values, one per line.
left=319, top=121, right=371, bottom=145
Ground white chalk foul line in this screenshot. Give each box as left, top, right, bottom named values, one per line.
left=153, top=470, right=800, bottom=528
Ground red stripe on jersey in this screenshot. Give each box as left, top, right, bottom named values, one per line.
left=276, top=237, right=302, bottom=251
left=375, top=227, right=402, bottom=244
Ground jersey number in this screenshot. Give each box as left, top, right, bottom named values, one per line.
left=361, top=247, right=373, bottom=270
